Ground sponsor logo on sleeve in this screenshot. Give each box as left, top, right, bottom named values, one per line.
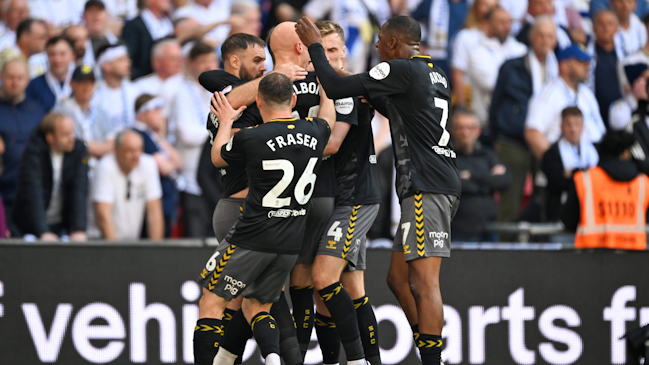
left=225, top=136, right=234, bottom=151
left=369, top=62, right=391, bottom=80
left=335, top=97, right=354, bottom=115
left=222, top=85, right=233, bottom=94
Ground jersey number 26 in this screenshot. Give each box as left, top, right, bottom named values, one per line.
left=262, top=157, right=318, bottom=208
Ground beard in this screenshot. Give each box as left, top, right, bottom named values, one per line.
left=239, top=65, right=262, bottom=82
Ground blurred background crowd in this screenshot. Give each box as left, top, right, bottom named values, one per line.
left=1, top=0, right=649, bottom=243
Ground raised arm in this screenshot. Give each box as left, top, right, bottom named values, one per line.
left=226, top=63, right=308, bottom=109
left=210, top=92, right=247, bottom=167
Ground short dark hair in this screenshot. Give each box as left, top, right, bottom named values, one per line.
left=16, top=18, right=44, bottom=40
left=135, top=93, right=156, bottom=113
left=39, top=113, right=66, bottom=136
left=561, top=106, right=583, bottom=120
left=221, top=33, right=266, bottom=62
left=485, top=5, right=505, bottom=22
left=599, top=131, right=636, bottom=158
left=266, top=26, right=276, bottom=65
left=189, top=41, right=214, bottom=61
left=315, top=20, right=346, bottom=43
left=259, top=73, right=293, bottom=107
left=384, top=16, right=421, bottom=43
left=45, top=35, right=75, bottom=52
left=643, top=12, right=649, bottom=26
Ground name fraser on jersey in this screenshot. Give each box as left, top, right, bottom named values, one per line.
left=266, top=132, right=320, bottom=151
left=268, top=208, right=307, bottom=218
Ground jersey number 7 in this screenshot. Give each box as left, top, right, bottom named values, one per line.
left=262, top=157, right=318, bottom=208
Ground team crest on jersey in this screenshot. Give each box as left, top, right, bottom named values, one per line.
left=369, top=62, right=390, bottom=80
left=288, top=124, right=295, bottom=129
left=335, top=97, right=354, bottom=115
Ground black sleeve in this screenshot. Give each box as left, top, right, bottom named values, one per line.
left=312, top=117, right=331, bottom=143
left=541, top=145, right=573, bottom=192
left=221, top=128, right=248, bottom=165
left=199, top=70, right=241, bottom=93
left=489, top=62, right=509, bottom=139
left=69, top=141, right=89, bottom=232
left=197, top=140, right=222, bottom=209
left=560, top=180, right=580, bottom=232
left=335, top=97, right=359, bottom=126
left=308, top=43, right=369, bottom=100
left=370, top=96, right=389, bottom=117
left=13, top=143, right=49, bottom=236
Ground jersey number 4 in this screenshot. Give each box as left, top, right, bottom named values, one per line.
left=262, top=157, right=318, bottom=208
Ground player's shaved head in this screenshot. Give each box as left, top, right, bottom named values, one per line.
left=384, top=16, right=421, bottom=44
left=259, top=72, right=293, bottom=108
left=268, top=21, right=310, bottom=69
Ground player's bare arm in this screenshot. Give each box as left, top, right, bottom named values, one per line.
left=210, top=92, right=247, bottom=168
left=317, top=85, right=336, bottom=132
left=226, top=63, right=308, bottom=109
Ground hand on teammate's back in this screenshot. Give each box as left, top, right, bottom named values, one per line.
left=273, top=62, right=308, bottom=82
left=295, top=17, right=322, bottom=48
left=210, top=92, right=247, bottom=126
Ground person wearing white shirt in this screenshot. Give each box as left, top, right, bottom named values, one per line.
left=91, top=129, right=163, bottom=240
left=467, top=6, right=527, bottom=127
left=92, top=44, right=139, bottom=132
left=134, top=38, right=183, bottom=118
left=515, top=0, right=573, bottom=52
left=54, top=64, right=115, bottom=159
left=451, top=0, right=497, bottom=106
left=0, top=0, right=29, bottom=52
left=611, top=0, right=647, bottom=58
left=525, top=44, right=607, bottom=160
left=170, top=41, right=215, bottom=237
left=27, top=0, right=84, bottom=29
left=25, top=35, right=75, bottom=112
left=609, top=63, right=649, bottom=130
left=0, top=18, right=48, bottom=78
left=174, top=0, right=233, bottom=48
left=82, top=0, right=118, bottom=75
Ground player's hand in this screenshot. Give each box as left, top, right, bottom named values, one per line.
left=295, top=17, right=322, bottom=48
left=210, top=91, right=247, bottom=126
left=273, top=62, right=307, bottom=81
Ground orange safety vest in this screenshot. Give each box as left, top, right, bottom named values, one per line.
left=574, top=166, right=649, bottom=250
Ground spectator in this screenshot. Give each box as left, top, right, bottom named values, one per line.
left=0, top=135, right=7, bottom=238
left=230, top=0, right=262, bottom=37
left=91, top=129, right=164, bottom=240
left=132, top=94, right=182, bottom=237
left=467, top=6, right=527, bottom=129
left=499, top=0, right=528, bottom=35
left=133, top=38, right=183, bottom=119
left=491, top=16, right=558, bottom=224
left=451, top=0, right=497, bottom=107
left=122, top=0, right=174, bottom=80
left=611, top=0, right=647, bottom=58
left=525, top=44, right=606, bottom=161
left=617, top=14, right=649, bottom=95
left=102, top=0, right=138, bottom=24
left=0, top=18, right=48, bottom=78
left=609, top=63, right=649, bottom=130
left=27, top=0, right=83, bottom=30
left=411, top=0, right=470, bottom=77
left=626, top=68, right=649, bottom=165
left=174, top=0, right=233, bottom=48
left=0, top=0, right=29, bottom=52
left=62, top=25, right=90, bottom=65
left=92, top=44, right=138, bottom=131
left=25, top=35, right=75, bottom=112
left=0, top=58, right=45, bottom=235
left=170, top=41, right=215, bottom=237
left=561, top=130, right=648, bottom=250
left=591, top=0, right=649, bottom=19
left=587, top=10, right=623, bottom=128
left=12, top=113, right=88, bottom=240
left=53, top=64, right=115, bottom=158
left=450, top=107, right=511, bottom=241
left=263, top=0, right=309, bottom=39
left=541, top=107, right=599, bottom=222
left=82, top=0, right=118, bottom=72
left=516, top=0, right=572, bottom=54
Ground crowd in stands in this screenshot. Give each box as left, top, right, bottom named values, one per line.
left=1, top=0, right=649, bottom=242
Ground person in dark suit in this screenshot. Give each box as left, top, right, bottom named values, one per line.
left=121, top=0, right=174, bottom=80
left=25, top=35, right=75, bottom=112
left=12, top=113, right=88, bottom=241
left=490, top=16, right=557, bottom=224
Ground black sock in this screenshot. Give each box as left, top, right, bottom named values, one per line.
left=315, top=312, right=340, bottom=364
left=270, top=292, right=303, bottom=365
left=193, top=318, right=222, bottom=365
left=318, top=282, right=364, bottom=361
left=251, top=312, right=280, bottom=358
left=221, top=307, right=237, bottom=333
left=220, top=309, right=252, bottom=363
left=289, top=284, right=315, bottom=359
left=354, top=296, right=381, bottom=365
left=417, top=333, right=443, bottom=364
left=411, top=324, right=420, bottom=343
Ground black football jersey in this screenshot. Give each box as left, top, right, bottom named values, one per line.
left=333, top=97, right=381, bottom=206
left=201, top=70, right=263, bottom=198
left=292, top=72, right=338, bottom=198
left=221, top=117, right=331, bottom=254
left=359, top=56, right=460, bottom=200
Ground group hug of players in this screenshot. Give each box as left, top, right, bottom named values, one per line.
left=191, top=14, right=460, bottom=365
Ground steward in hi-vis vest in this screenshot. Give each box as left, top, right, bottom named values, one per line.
left=562, top=131, right=649, bottom=250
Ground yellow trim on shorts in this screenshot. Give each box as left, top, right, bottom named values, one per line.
left=208, top=244, right=236, bottom=291
left=415, top=192, right=425, bottom=257
left=342, top=205, right=360, bottom=259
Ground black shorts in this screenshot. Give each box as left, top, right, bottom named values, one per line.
left=212, top=197, right=245, bottom=242
left=198, top=241, right=298, bottom=303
